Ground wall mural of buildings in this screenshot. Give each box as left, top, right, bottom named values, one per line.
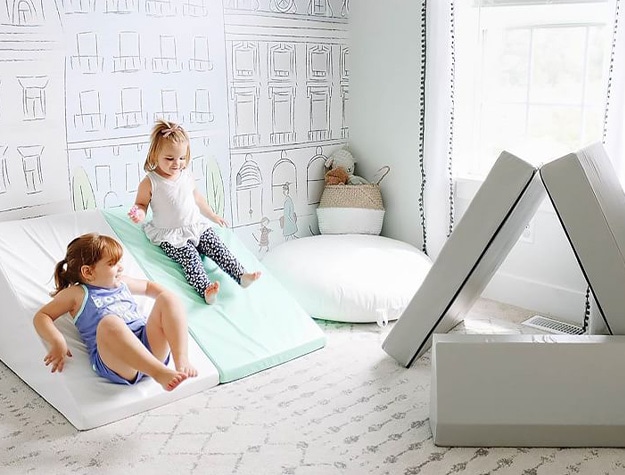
left=0, top=0, right=349, bottom=256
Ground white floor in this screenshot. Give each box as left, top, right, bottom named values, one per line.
left=2, top=298, right=623, bottom=475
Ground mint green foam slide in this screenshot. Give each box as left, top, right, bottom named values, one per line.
left=103, top=208, right=325, bottom=383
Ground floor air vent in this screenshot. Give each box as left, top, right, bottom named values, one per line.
left=521, top=315, right=584, bottom=335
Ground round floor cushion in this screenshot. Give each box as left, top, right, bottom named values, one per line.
left=262, top=234, right=432, bottom=323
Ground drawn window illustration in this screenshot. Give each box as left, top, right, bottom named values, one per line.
left=340, top=46, right=349, bottom=82
left=271, top=0, right=295, bottom=14
left=190, top=155, right=205, bottom=181
left=235, top=155, right=262, bottom=225
left=0, top=146, right=9, bottom=194
left=116, top=87, right=144, bottom=128
left=15, top=0, right=40, bottom=25
left=157, top=89, right=180, bottom=123
left=308, top=0, right=332, bottom=17
left=153, top=36, right=181, bottom=74
left=232, top=86, right=260, bottom=147
left=18, top=76, right=49, bottom=121
left=233, top=42, right=259, bottom=79
left=76, top=90, right=104, bottom=132
left=17, top=145, right=44, bottom=194
left=307, top=85, right=331, bottom=141
left=340, top=84, right=349, bottom=139
left=191, top=89, right=214, bottom=123
left=190, top=36, right=212, bottom=72
left=271, top=154, right=296, bottom=210
left=113, top=31, right=142, bottom=72
left=307, top=148, right=326, bottom=205
left=126, top=162, right=140, bottom=193
left=269, top=44, right=295, bottom=80
left=308, top=45, right=331, bottom=81
left=269, top=86, right=295, bottom=145
left=72, top=32, right=103, bottom=74
left=95, top=165, right=112, bottom=193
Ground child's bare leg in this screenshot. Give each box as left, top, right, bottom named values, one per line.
left=96, top=315, right=188, bottom=391
left=145, top=291, right=198, bottom=378
left=241, top=271, right=262, bottom=288
left=204, top=281, right=220, bottom=305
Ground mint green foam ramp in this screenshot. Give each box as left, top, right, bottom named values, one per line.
left=102, top=208, right=326, bottom=383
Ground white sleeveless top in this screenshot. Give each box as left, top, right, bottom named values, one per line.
left=142, top=169, right=211, bottom=248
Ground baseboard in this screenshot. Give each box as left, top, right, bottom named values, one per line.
left=481, top=271, right=587, bottom=324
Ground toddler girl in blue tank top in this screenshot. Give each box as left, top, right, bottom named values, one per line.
left=33, top=233, right=197, bottom=391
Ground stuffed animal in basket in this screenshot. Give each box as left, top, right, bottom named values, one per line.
left=324, top=166, right=349, bottom=185
left=325, top=148, right=369, bottom=185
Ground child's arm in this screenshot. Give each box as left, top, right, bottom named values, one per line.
left=123, top=275, right=168, bottom=299
left=33, top=286, right=82, bottom=373
left=129, top=177, right=152, bottom=223
left=194, top=188, right=227, bottom=227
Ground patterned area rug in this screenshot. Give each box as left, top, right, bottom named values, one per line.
left=2, top=301, right=624, bottom=474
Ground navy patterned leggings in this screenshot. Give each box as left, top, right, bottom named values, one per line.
left=160, top=228, right=245, bottom=297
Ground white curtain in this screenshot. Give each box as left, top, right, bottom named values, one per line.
left=603, top=0, right=625, bottom=177
left=422, top=0, right=456, bottom=259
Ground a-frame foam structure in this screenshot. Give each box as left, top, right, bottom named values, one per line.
left=383, top=143, right=625, bottom=367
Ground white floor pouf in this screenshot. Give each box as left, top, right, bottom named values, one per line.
left=262, top=234, right=432, bottom=323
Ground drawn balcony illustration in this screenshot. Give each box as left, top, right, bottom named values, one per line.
left=115, top=111, right=145, bottom=128
left=152, top=57, right=183, bottom=74
left=70, top=55, right=104, bottom=74
left=190, top=110, right=214, bottom=123
left=183, top=1, right=208, bottom=17
left=113, top=55, right=145, bottom=73
left=270, top=131, right=295, bottom=144
left=233, top=133, right=260, bottom=148
left=17, top=146, right=44, bottom=195
left=62, top=0, right=95, bottom=14
left=145, top=0, right=176, bottom=16
left=154, top=112, right=183, bottom=124
left=189, top=58, right=213, bottom=72
left=74, top=112, right=105, bottom=132
left=105, top=0, right=137, bottom=13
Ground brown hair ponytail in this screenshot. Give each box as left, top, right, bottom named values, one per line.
left=51, top=233, right=123, bottom=296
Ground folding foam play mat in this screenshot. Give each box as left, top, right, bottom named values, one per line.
left=0, top=209, right=325, bottom=430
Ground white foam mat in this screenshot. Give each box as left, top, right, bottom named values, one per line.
left=0, top=210, right=219, bottom=430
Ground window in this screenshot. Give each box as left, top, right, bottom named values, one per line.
left=454, top=0, right=611, bottom=178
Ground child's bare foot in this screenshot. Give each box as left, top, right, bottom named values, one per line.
left=174, top=355, right=198, bottom=378
left=176, top=360, right=198, bottom=378
left=241, top=271, right=261, bottom=288
left=154, top=368, right=188, bottom=391
left=204, top=281, right=220, bottom=304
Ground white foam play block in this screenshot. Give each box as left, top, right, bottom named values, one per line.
left=541, top=143, right=625, bottom=335
left=383, top=152, right=545, bottom=366
left=0, top=210, right=219, bottom=430
left=430, top=334, right=625, bottom=447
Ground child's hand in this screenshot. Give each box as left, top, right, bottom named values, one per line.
left=211, top=214, right=228, bottom=227
left=44, top=341, right=72, bottom=373
left=128, top=205, right=146, bottom=223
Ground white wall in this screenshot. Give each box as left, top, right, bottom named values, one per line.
left=456, top=178, right=589, bottom=323
left=349, top=0, right=589, bottom=323
left=348, top=0, right=425, bottom=251
left=0, top=0, right=349, bottom=258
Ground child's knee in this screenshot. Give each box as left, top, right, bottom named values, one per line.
left=96, top=314, right=126, bottom=340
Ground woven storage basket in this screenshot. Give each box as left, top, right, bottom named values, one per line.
left=317, top=167, right=389, bottom=235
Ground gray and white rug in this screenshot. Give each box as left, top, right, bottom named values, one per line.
left=2, top=300, right=624, bottom=474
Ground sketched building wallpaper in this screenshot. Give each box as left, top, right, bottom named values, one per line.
left=0, top=0, right=349, bottom=256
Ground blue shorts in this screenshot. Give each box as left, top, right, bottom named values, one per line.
left=91, top=324, right=170, bottom=385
